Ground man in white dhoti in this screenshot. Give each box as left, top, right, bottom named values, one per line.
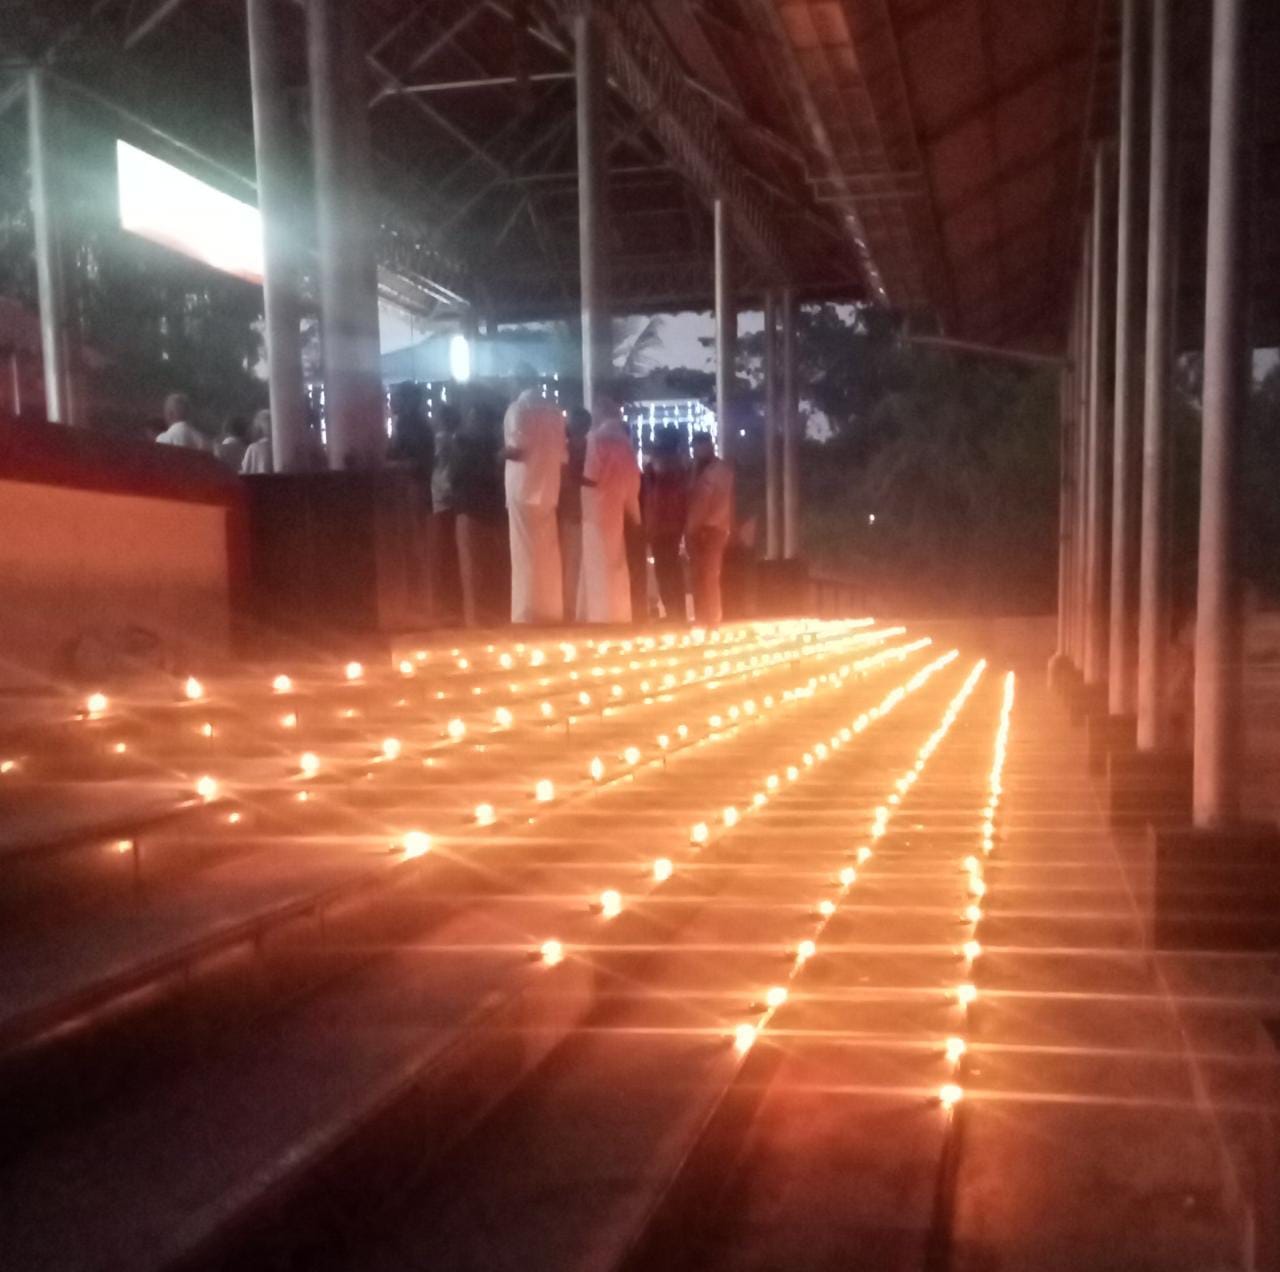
left=579, top=402, right=641, bottom=624
left=503, top=370, right=567, bottom=624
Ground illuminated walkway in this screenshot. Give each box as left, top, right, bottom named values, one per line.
left=0, top=624, right=1268, bottom=1271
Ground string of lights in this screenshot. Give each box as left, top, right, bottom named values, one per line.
left=720, top=658, right=989, bottom=1058
left=404, top=635, right=936, bottom=864
left=533, top=646, right=963, bottom=959
left=940, top=669, right=1016, bottom=1111
left=11, top=622, right=882, bottom=814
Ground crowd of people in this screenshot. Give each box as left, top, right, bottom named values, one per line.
left=153, top=372, right=735, bottom=627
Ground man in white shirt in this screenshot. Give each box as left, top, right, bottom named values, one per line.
left=240, top=409, right=273, bottom=474
left=503, top=370, right=566, bottom=623
left=685, top=429, right=734, bottom=625
left=155, top=393, right=210, bottom=452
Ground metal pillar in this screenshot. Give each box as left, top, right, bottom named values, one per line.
left=28, top=70, right=79, bottom=426
left=714, top=196, right=735, bottom=462
left=1108, top=0, right=1148, bottom=717
left=1136, top=0, right=1176, bottom=752
left=1193, top=0, right=1251, bottom=827
left=248, top=0, right=306, bottom=472
left=1072, top=244, right=1092, bottom=666
left=781, top=286, right=799, bottom=559
left=763, top=290, right=780, bottom=559
left=1083, top=145, right=1116, bottom=690
left=575, top=2, right=609, bottom=417
left=307, top=0, right=384, bottom=469
left=1055, top=310, right=1076, bottom=662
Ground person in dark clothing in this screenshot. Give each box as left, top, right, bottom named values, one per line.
left=387, top=382, right=434, bottom=487
left=642, top=430, right=689, bottom=621
left=387, top=382, right=434, bottom=616
left=454, top=403, right=510, bottom=627
left=216, top=415, right=250, bottom=470
left=429, top=402, right=464, bottom=624
left=625, top=428, right=651, bottom=622
left=560, top=406, right=591, bottom=622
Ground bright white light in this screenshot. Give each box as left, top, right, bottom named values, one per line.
left=475, top=802, right=496, bottom=826
left=117, top=140, right=263, bottom=283
left=402, top=831, right=431, bottom=858
left=449, top=333, right=472, bottom=383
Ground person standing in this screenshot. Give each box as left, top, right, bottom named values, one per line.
left=643, top=431, right=689, bottom=621
left=454, top=403, right=509, bottom=627
left=625, top=434, right=651, bottom=623
left=559, top=407, right=591, bottom=622
left=428, top=402, right=463, bottom=625
left=155, top=393, right=210, bottom=451
left=579, top=401, right=641, bottom=624
left=503, top=369, right=566, bottom=624
left=387, top=382, right=436, bottom=620
left=215, top=415, right=250, bottom=470
left=240, top=409, right=273, bottom=473
left=686, top=429, right=733, bottom=625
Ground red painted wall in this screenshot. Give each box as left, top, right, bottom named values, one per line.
left=0, top=418, right=246, bottom=687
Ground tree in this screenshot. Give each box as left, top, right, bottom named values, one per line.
left=0, top=98, right=266, bottom=433
left=733, top=303, right=1061, bottom=613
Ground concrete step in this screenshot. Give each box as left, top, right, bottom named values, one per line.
left=309, top=671, right=983, bottom=1272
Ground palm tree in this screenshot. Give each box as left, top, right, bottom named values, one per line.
left=549, top=314, right=667, bottom=384
left=611, top=316, right=665, bottom=378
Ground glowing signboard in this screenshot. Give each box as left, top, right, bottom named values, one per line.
left=116, top=140, right=263, bottom=284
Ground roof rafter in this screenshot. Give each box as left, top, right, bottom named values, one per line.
left=541, top=0, right=791, bottom=284
left=922, top=44, right=1093, bottom=146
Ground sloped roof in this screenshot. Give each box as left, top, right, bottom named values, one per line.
left=4, top=1, right=1277, bottom=350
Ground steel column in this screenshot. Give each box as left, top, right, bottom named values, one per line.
left=248, top=0, right=306, bottom=472
left=1073, top=241, right=1092, bottom=666
left=575, top=2, right=609, bottom=417
left=1108, top=0, right=1148, bottom=717
left=1136, top=0, right=1176, bottom=752
left=781, top=286, right=799, bottom=559
left=763, top=290, right=780, bottom=560
left=1193, top=0, right=1251, bottom=827
left=1056, top=309, right=1076, bottom=662
left=307, top=0, right=384, bottom=468
left=714, top=197, right=735, bottom=463
left=28, top=70, right=79, bottom=426
left=1083, top=145, right=1116, bottom=690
